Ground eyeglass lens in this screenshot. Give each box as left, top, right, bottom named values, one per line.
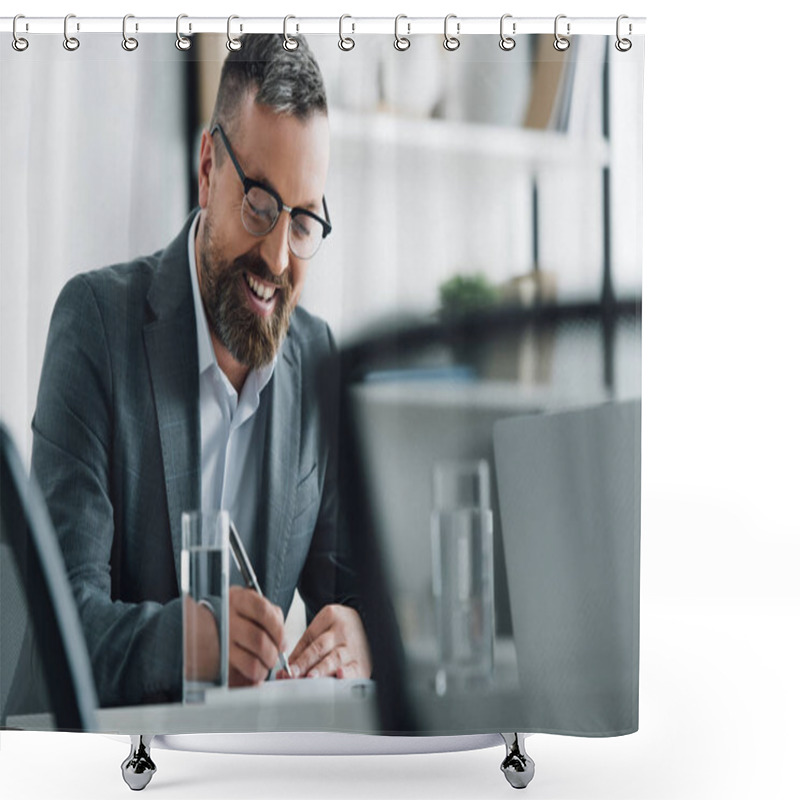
left=242, top=186, right=324, bottom=260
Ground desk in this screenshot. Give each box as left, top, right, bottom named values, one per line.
left=8, top=678, right=379, bottom=735
left=404, top=639, right=530, bottom=734
left=8, top=639, right=522, bottom=734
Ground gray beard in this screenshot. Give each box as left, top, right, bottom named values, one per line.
left=198, top=221, right=293, bottom=370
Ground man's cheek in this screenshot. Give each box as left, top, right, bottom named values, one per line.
left=289, top=279, right=305, bottom=310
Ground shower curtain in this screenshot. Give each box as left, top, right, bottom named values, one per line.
left=0, top=18, right=644, bottom=740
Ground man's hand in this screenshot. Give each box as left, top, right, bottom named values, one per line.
left=228, top=586, right=287, bottom=687
left=183, top=596, right=222, bottom=683
left=280, top=604, right=371, bottom=680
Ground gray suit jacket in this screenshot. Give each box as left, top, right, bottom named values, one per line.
left=31, top=214, right=357, bottom=708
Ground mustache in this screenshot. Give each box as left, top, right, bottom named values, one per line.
left=231, top=251, right=292, bottom=290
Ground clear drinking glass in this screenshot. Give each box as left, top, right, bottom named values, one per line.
left=431, top=460, right=494, bottom=694
left=181, top=510, right=230, bottom=703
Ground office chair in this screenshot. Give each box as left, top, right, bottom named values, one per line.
left=0, top=422, right=98, bottom=732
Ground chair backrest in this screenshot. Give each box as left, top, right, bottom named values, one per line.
left=0, top=423, right=98, bottom=731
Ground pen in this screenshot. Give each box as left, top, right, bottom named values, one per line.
left=228, top=520, right=292, bottom=678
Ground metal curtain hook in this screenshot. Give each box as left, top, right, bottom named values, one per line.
left=176, top=14, right=191, bottom=51
left=500, top=13, right=516, bottom=51
left=394, top=15, right=410, bottom=51
left=227, top=15, right=242, bottom=51
left=443, top=14, right=460, bottom=51
left=12, top=14, right=29, bottom=51
left=553, top=14, right=570, bottom=51
left=615, top=15, right=633, bottom=52
left=339, top=14, right=355, bottom=51
left=283, top=15, right=299, bottom=51
left=63, top=13, right=80, bottom=51
left=122, top=14, right=138, bottom=51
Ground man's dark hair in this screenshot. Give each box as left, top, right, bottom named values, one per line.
left=210, top=33, right=327, bottom=139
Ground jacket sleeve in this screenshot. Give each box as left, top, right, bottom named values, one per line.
left=31, top=275, right=183, bottom=708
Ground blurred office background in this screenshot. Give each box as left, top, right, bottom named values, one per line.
left=0, top=32, right=642, bottom=459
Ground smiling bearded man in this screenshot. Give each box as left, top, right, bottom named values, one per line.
left=29, top=33, right=371, bottom=709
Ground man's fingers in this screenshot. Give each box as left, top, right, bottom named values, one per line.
left=231, top=614, right=280, bottom=671
left=335, top=662, right=359, bottom=680
left=287, top=605, right=335, bottom=663
left=287, top=604, right=372, bottom=680
left=289, top=629, right=338, bottom=677
left=230, top=586, right=287, bottom=650
left=229, top=662, right=261, bottom=688
left=306, top=647, right=343, bottom=679
left=228, top=587, right=287, bottom=683
left=229, top=642, right=269, bottom=685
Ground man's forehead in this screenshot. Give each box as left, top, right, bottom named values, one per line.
left=227, top=98, right=329, bottom=207
left=236, top=96, right=328, bottom=150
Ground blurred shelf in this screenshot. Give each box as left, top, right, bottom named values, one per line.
left=329, top=108, right=610, bottom=170
left=354, top=379, right=552, bottom=411
left=350, top=379, right=620, bottom=415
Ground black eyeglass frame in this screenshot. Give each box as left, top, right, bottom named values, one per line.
left=210, top=123, right=332, bottom=258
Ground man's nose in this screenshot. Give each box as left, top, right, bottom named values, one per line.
left=260, top=211, right=291, bottom=278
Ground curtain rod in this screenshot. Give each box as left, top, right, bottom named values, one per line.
left=1, top=16, right=646, bottom=37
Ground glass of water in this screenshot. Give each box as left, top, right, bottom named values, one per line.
left=431, top=460, right=494, bottom=694
left=181, top=510, right=229, bottom=703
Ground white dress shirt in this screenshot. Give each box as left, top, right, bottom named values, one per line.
left=187, top=213, right=276, bottom=587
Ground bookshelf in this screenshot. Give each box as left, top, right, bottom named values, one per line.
left=329, top=110, right=610, bottom=171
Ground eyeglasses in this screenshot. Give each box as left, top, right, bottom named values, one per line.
left=210, top=123, right=332, bottom=260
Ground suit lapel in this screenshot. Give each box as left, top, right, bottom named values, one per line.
left=143, top=215, right=201, bottom=587
left=144, top=316, right=200, bottom=586
left=261, top=334, right=301, bottom=603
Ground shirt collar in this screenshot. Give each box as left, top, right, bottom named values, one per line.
left=187, top=212, right=277, bottom=395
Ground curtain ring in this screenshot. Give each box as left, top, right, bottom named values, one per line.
left=499, top=13, right=516, bottom=51
left=394, top=15, right=410, bottom=51
left=283, top=15, right=299, bottom=51
left=615, top=15, right=633, bottom=52
left=338, top=15, right=355, bottom=51
left=122, top=14, right=138, bottom=51
left=443, top=14, right=460, bottom=51
left=553, top=14, right=570, bottom=51
left=12, top=14, right=29, bottom=52
left=175, top=14, right=192, bottom=51
left=226, top=15, right=242, bottom=51
left=63, top=13, right=80, bottom=51
left=338, top=14, right=355, bottom=51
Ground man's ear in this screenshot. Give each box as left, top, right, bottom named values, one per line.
left=197, top=129, right=214, bottom=209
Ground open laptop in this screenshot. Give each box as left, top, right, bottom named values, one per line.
left=493, top=399, right=641, bottom=735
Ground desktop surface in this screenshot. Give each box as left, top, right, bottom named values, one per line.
left=7, top=678, right=379, bottom=735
